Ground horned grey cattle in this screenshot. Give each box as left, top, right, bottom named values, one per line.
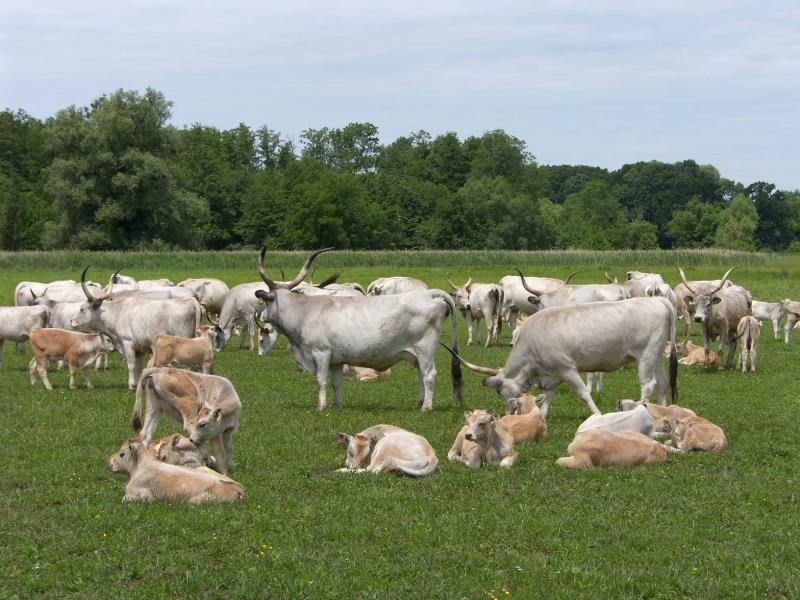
left=14, top=280, right=90, bottom=306
left=255, top=246, right=462, bottom=411
left=678, top=268, right=751, bottom=369
left=736, top=315, right=761, bottom=373
left=781, top=299, right=800, bottom=344
left=518, top=269, right=628, bottom=312
left=606, top=270, right=676, bottom=307
left=137, top=278, right=174, bottom=290
left=576, top=405, right=657, bottom=438
left=177, top=278, right=230, bottom=316
left=750, top=300, right=786, bottom=340
left=445, top=296, right=678, bottom=418
left=499, top=273, right=565, bottom=332
left=209, top=282, right=269, bottom=351
left=366, top=276, right=428, bottom=296
left=70, top=268, right=202, bottom=389
left=253, top=313, right=280, bottom=356
left=108, top=272, right=138, bottom=291
left=448, top=277, right=504, bottom=347
left=674, top=277, right=734, bottom=336
left=0, top=305, right=49, bottom=367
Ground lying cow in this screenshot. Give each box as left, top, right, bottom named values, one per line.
left=107, top=434, right=210, bottom=471
left=448, top=410, right=517, bottom=469
left=576, top=404, right=657, bottom=438
left=342, top=365, right=392, bottom=381
left=736, top=315, right=761, bottom=373
left=556, top=430, right=674, bottom=469
left=679, top=347, right=718, bottom=366
left=147, top=325, right=216, bottom=373
left=109, top=438, right=245, bottom=503
left=663, top=416, right=728, bottom=453
left=616, top=399, right=697, bottom=434
left=507, top=393, right=544, bottom=415
left=132, top=368, right=241, bottom=474
left=336, top=426, right=438, bottom=476
left=28, top=328, right=113, bottom=390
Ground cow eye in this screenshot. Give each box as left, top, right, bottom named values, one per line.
left=119, top=452, right=125, bottom=457
left=198, top=422, right=206, bottom=428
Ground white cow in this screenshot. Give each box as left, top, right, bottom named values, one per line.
left=0, top=305, right=49, bottom=367
left=736, top=315, right=761, bottom=373
left=177, top=278, right=230, bottom=317
left=576, top=404, right=657, bottom=438
left=499, top=273, right=566, bottom=332
left=750, top=300, right=786, bottom=340
left=448, top=277, right=504, bottom=346
left=366, top=277, right=428, bottom=296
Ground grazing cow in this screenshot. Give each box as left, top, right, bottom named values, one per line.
left=616, top=400, right=697, bottom=434
left=678, top=268, right=751, bottom=369
left=736, top=316, right=761, bottom=373
left=576, top=404, right=657, bottom=438
left=210, top=282, right=269, bottom=351
left=0, top=305, right=48, bottom=367
left=500, top=274, right=566, bottom=333
left=253, top=312, right=280, bottom=357
left=750, top=300, right=786, bottom=340
left=342, top=365, right=392, bottom=381
left=28, top=328, right=113, bottom=390
left=448, top=410, right=517, bottom=468
left=176, top=278, right=230, bottom=317
left=107, top=434, right=210, bottom=471
left=448, top=277, right=504, bottom=347
left=147, top=325, right=216, bottom=373
left=556, top=430, right=673, bottom=469
left=664, top=416, right=728, bottom=453
left=336, top=426, right=438, bottom=476
left=255, top=245, right=462, bottom=411
left=71, top=268, right=202, bottom=390
left=132, top=367, right=241, bottom=474
left=445, top=296, right=678, bottom=418
left=109, top=438, right=245, bottom=503
left=782, top=299, right=800, bottom=344
left=674, top=277, right=735, bottom=336
left=366, top=276, right=429, bottom=296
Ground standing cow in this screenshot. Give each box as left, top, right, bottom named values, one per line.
left=448, top=277, right=504, bottom=347
left=0, top=305, right=49, bottom=367
left=750, top=300, right=786, bottom=340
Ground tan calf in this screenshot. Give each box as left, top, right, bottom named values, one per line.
left=736, top=315, right=761, bottom=373
left=28, top=328, right=113, bottom=390
left=679, top=347, right=717, bottom=366
left=506, top=393, right=544, bottom=415
left=556, top=430, right=673, bottom=469
left=342, top=365, right=392, bottom=381
left=664, top=416, right=728, bottom=453
left=132, top=367, right=241, bottom=474
left=109, top=438, right=245, bottom=503
left=448, top=410, right=517, bottom=468
left=147, top=325, right=216, bottom=373
left=336, top=425, right=438, bottom=476
left=616, top=399, right=697, bottom=434
left=107, top=434, right=210, bottom=472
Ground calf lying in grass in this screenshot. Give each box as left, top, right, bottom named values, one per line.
left=616, top=399, right=697, bottom=434
left=663, top=416, right=728, bottom=453
left=336, top=425, right=438, bottom=476
left=506, top=393, right=544, bottom=415
left=107, top=435, right=211, bottom=472
left=342, top=365, right=392, bottom=381
left=557, top=430, right=674, bottom=469
left=108, top=438, right=245, bottom=503
left=576, top=404, right=656, bottom=437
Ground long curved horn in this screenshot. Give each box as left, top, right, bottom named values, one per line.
left=258, top=246, right=277, bottom=291
left=316, top=272, right=340, bottom=288
left=604, top=270, right=614, bottom=283
left=30, top=288, right=38, bottom=301
left=464, top=276, right=472, bottom=289
left=447, top=275, right=458, bottom=290
left=710, top=267, right=737, bottom=294
left=204, top=308, right=219, bottom=326
left=563, top=271, right=579, bottom=285
left=514, top=269, right=545, bottom=296
left=677, top=267, right=697, bottom=294
left=253, top=311, right=268, bottom=332
left=81, top=267, right=98, bottom=302
left=285, top=247, right=334, bottom=289
left=440, top=343, right=499, bottom=376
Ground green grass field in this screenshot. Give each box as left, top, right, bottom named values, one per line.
left=3, top=251, right=800, bottom=599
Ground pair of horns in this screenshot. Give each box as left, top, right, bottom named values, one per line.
left=447, top=276, right=472, bottom=291
left=258, top=244, right=334, bottom=291
left=515, top=269, right=578, bottom=296
left=82, top=267, right=121, bottom=303
left=678, top=267, right=736, bottom=295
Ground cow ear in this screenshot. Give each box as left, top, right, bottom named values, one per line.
left=527, top=296, right=541, bottom=306
left=684, top=295, right=694, bottom=304
left=213, top=407, right=224, bottom=421
left=355, top=434, right=368, bottom=443
left=172, top=434, right=181, bottom=448
left=711, top=295, right=722, bottom=304
left=336, top=433, right=351, bottom=448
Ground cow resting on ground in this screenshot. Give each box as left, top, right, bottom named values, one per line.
left=336, top=425, right=437, bottom=476
left=147, top=325, right=216, bottom=373
left=679, top=347, right=718, bottom=366
left=445, top=295, right=678, bottom=418
left=663, top=416, right=728, bottom=453
left=107, top=434, right=212, bottom=471
left=109, top=438, right=245, bottom=503
left=576, top=404, right=657, bottom=438
left=255, top=244, right=462, bottom=411
left=448, top=277, right=504, bottom=347
left=616, top=400, right=697, bottom=434
left=736, top=315, right=761, bottom=373
left=28, top=328, right=113, bottom=390
left=678, top=267, right=751, bottom=370
left=507, top=392, right=544, bottom=415
left=132, top=367, right=241, bottom=474
left=556, top=430, right=674, bottom=469
left=448, top=409, right=517, bottom=468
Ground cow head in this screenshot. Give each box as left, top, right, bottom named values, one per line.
left=156, top=434, right=206, bottom=468
left=70, top=266, right=117, bottom=330
left=253, top=311, right=279, bottom=356
left=515, top=268, right=578, bottom=312
left=107, top=437, right=141, bottom=474
left=254, top=244, right=334, bottom=319
left=188, top=403, right=226, bottom=445
left=678, top=267, right=736, bottom=324
left=463, top=410, right=497, bottom=443
left=337, top=433, right=376, bottom=468
left=448, top=276, right=473, bottom=313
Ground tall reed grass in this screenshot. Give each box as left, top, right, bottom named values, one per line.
left=0, top=248, right=778, bottom=271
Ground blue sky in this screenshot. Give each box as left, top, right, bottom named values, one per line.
left=2, top=0, right=798, bottom=189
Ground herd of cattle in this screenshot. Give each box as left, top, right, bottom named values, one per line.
left=3, top=248, right=798, bottom=503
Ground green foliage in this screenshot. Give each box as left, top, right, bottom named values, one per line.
left=559, top=180, right=628, bottom=249
left=715, top=193, right=758, bottom=251
left=668, top=197, right=723, bottom=248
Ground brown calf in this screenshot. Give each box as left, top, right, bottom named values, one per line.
left=664, top=416, right=728, bottom=453
left=557, top=430, right=674, bottom=469
left=28, top=328, right=112, bottom=390
left=147, top=325, right=216, bottom=373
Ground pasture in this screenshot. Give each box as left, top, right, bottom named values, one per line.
left=3, top=250, right=800, bottom=599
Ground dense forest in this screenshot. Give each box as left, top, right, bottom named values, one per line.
left=1, top=88, right=798, bottom=252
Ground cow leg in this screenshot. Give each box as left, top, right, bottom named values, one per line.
left=36, top=356, right=53, bottom=391
left=122, top=344, right=137, bottom=390
left=330, top=364, right=344, bottom=409
left=81, top=365, right=93, bottom=389
left=773, top=318, right=781, bottom=340
left=222, top=430, right=235, bottom=473
left=539, top=389, right=557, bottom=418
left=716, top=336, right=726, bottom=370
left=785, top=314, right=797, bottom=344
left=314, top=354, right=331, bottom=411
left=751, top=342, right=757, bottom=372
left=562, top=371, right=600, bottom=415
left=133, top=352, right=147, bottom=388
left=416, top=351, right=437, bottom=412
left=68, top=362, right=78, bottom=389
left=28, top=356, right=37, bottom=385
left=725, top=335, right=737, bottom=370
left=139, top=388, right=161, bottom=446
left=647, top=358, right=669, bottom=406
left=466, top=312, right=474, bottom=345
left=211, top=437, right=227, bottom=475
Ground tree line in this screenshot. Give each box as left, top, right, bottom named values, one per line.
left=1, top=88, right=798, bottom=252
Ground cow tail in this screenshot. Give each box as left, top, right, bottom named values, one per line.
left=440, top=291, right=463, bottom=404
left=494, top=287, right=504, bottom=347
left=668, top=301, right=678, bottom=405
left=194, top=300, right=202, bottom=335
left=132, top=367, right=156, bottom=431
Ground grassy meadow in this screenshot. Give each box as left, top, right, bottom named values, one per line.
left=2, top=250, right=800, bottom=599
